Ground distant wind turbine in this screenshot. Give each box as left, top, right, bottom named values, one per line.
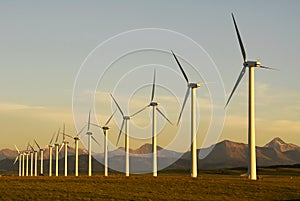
left=132, top=69, right=173, bottom=177
left=54, top=128, right=60, bottom=176
left=48, top=132, right=56, bottom=176
left=77, top=111, right=101, bottom=176
left=225, top=13, right=277, bottom=180
left=34, top=148, right=38, bottom=176
left=63, top=131, right=81, bottom=177
left=91, top=110, right=117, bottom=177
left=28, top=143, right=35, bottom=176
left=13, top=145, right=22, bottom=176
left=34, top=139, right=45, bottom=176
left=171, top=50, right=202, bottom=178
left=22, top=149, right=25, bottom=176
left=25, top=146, right=29, bottom=176
left=110, top=94, right=142, bottom=177
left=59, top=124, right=69, bottom=176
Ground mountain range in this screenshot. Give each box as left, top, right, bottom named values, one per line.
left=0, top=137, right=299, bottom=175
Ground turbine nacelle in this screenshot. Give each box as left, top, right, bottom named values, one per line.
left=243, top=60, right=261, bottom=68
left=124, top=116, right=130, bottom=120
left=102, top=126, right=110, bottom=131
left=86, top=131, right=93, bottom=135
left=188, top=83, right=201, bottom=89
left=150, top=102, right=159, bottom=106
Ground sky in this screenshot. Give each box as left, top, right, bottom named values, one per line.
left=0, top=1, right=299, bottom=152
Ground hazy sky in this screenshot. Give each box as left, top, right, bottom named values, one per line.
left=0, top=1, right=299, bottom=151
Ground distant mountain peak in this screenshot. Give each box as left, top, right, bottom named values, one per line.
left=273, top=137, right=285, bottom=144
left=265, top=137, right=299, bottom=152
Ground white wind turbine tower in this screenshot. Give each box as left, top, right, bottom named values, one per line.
left=13, top=145, right=22, bottom=176
left=225, top=13, right=276, bottom=180
left=34, top=139, right=45, bottom=175
left=34, top=148, right=38, bottom=176
left=22, top=149, right=25, bottom=176
left=48, top=132, right=55, bottom=176
left=74, top=136, right=80, bottom=176
left=63, top=132, right=81, bottom=177
left=171, top=50, right=201, bottom=178
left=25, top=147, right=29, bottom=176
left=110, top=94, right=143, bottom=177
left=91, top=110, right=116, bottom=177
left=77, top=111, right=101, bottom=176
left=28, top=143, right=35, bottom=176
left=133, top=69, right=173, bottom=177
left=54, top=128, right=60, bottom=176
left=59, top=124, right=70, bottom=176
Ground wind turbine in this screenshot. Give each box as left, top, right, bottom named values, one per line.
left=13, top=145, right=22, bottom=176
left=91, top=110, right=116, bottom=177
left=54, top=128, right=60, bottom=176
left=22, top=150, right=25, bottom=176
left=225, top=13, right=276, bottom=180
left=63, top=131, right=81, bottom=177
left=28, top=143, right=35, bottom=176
left=48, top=132, right=55, bottom=176
left=110, top=94, right=143, bottom=177
left=25, top=146, right=29, bottom=176
left=132, top=69, right=173, bottom=177
left=171, top=50, right=201, bottom=178
left=59, top=124, right=69, bottom=176
left=34, top=147, right=38, bottom=176
left=34, top=139, right=45, bottom=176
left=77, top=111, right=101, bottom=176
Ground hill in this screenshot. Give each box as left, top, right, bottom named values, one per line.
left=1, top=137, right=300, bottom=174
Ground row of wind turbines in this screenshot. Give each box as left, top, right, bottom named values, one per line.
left=14, top=13, right=275, bottom=180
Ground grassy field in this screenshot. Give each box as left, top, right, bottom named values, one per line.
left=0, top=169, right=299, bottom=201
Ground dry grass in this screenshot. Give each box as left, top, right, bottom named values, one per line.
left=0, top=171, right=299, bottom=201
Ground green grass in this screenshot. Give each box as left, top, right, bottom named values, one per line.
left=0, top=170, right=299, bottom=200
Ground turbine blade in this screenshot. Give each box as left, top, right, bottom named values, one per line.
left=14, top=145, right=20, bottom=153
left=13, top=156, right=19, bottom=165
left=260, top=65, right=279, bottom=71
left=55, top=128, right=60, bottom=143
left=58, top=143, right=64, bottom=152
left=150, top=69, right=156, bottom=102
left=90, top=123, right=102, bottom=128
left=225, top=66, right=246, bottom=107
left=64, top=133, right=74, bottom=139
left=110, top=94, right=124, bottom=116
left=29, top=143, right=34, bottom=151
left=88, top=110, right=91, bottom=131
left=49, top=132, right=56, bottom=145
left=156, top=108, right=173, bottom=125
left=91, top=136, right=100, bottom=146
left=116, top=120, right=125, bottom=146
left=130, top=105, right=149, bottom=117
left=77, top=125, right=86, bottom=137
left=104, top=109, right=117, bottom=126
left=63, top=123, right=66, bottom=141
left=177, top=87, right=190, bottom=125
left=34, top=139, right=40, bottom=149
left=231, top=13, right=247, bottom=61
left=171, top=50, right=189, bottom=83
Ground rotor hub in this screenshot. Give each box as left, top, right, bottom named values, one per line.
left=124, top=116, right=130, bottom=120
left=243, top=61, right=261, bottom=68
left=150, top=102, right=158, bottom=106
left=189, top=83, right=200, bottom=88
left=102, top=126, right=110, bottom=130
